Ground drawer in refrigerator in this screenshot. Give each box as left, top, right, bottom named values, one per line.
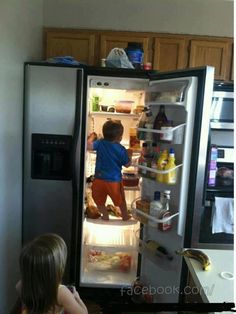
left=85, top=246, right=136, bottom=272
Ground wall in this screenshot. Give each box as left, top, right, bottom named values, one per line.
left=0, top=1, right=43, bottom=311
left=43, top=0, right=233, bottom=37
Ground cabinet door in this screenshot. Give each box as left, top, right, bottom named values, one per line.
left=100, top=33, right=150, bottom=64
left=189, top=39, right=232, bottom=80
left=44, top=29, right=97, bottom=65
left=153, top=37, right=188, bottom=71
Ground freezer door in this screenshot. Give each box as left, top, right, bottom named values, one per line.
left=147, top=67, right=214, bottom=238
left=23, top=64, right=83, bottom=280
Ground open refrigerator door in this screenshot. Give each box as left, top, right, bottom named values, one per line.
left=132, top=76, right=199, bottom=302
left=80, top=76, right=149, bottom=288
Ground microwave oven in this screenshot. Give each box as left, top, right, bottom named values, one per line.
left=210, top=82, right=234, bottom=130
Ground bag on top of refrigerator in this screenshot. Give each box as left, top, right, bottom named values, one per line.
left=106, top=48, right=134, bottom=69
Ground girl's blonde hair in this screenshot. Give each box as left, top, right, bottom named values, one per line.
left=19, top=233, right=67, bottom=314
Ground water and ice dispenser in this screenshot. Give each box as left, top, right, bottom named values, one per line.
left=31, top=133, right=73, bottom=180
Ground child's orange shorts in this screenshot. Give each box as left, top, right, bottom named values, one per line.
left=92, top=178, right=125, bottom=207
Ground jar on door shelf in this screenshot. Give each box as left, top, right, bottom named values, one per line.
left=135, top=199, right=150, bottom=224
left=122, top=167, right=139, bottom=187
left=129, top=127, right=140, bottom=150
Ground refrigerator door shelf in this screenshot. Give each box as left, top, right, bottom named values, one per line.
left=132, top=208, right=179, bottom=225
left=138, top=239, right=177, bottom=271
left=146, top=78, right=190, bottom=104
left=146, top=101, right=184, bottom=106
left=138, top=163, right=182, bottom=174
left=137, top=123, right=186, bottom=145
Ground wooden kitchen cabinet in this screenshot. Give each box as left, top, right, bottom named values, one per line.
left=100, top=33, right=151, bottom=65
left=152, top=36, right=188, bottom=71
left=188, top=39, right=232, bottom=81
left=44, top=28, right=97, bottom=65
left=43, top=28, right=233, bottom=81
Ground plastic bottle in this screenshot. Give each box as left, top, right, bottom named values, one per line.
left=144, top=110, right=154, bottom=142
left=153, top=105, right=168, bottom=142
left=125, top=42, right=144, bottom=69
left=150, top=143, right=160, bottom=179
left=138, top=142, right=148, bottom=176
left=164, top=148, right=177, bottom=185
left=158, top=190, right=172, bottom=231
left=137, top=107, right=149, bottom=140
left=92, top=96, right=100, bottom=112
left=149, top=191, right=163, bottom=218
left=156, top=149, right=168, bottom=183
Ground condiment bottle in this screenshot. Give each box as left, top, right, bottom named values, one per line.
left=153, top=105, right=168, bottom=142
left=156, top=149, right=168, bottom=183
left=137, top=107, right=149, bottom=140
left=164, top=148, right=177, bottom=185
left=138, top=142, right=148, bottom=176
left=150, top=143, right=160, bottom=179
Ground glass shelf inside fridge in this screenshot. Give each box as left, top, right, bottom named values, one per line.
left=137, top=123, right=186, bottom=145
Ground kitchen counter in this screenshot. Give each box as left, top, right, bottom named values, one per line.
left=184, top=249, right=234, bottom=310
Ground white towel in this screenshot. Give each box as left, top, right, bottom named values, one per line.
left=212, top=197, right=234, bottom=234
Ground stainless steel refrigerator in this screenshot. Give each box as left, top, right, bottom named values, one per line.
left=22, top=62, right=214, bottom=303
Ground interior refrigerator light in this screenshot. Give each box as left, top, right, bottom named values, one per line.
left=84, top=219, right=139, bottom=246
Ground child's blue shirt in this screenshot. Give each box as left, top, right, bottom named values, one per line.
left=93, top=139, right=129, bottom=182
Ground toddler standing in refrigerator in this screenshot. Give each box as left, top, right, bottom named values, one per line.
left=87, top=120, right=132, bottom=221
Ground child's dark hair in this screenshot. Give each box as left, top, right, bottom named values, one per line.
left=102, top=120, right=124, bottom=141
left=19, top=233, right=67, bottom=314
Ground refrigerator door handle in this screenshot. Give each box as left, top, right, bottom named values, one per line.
left=70, top=69, right=85, bottom=282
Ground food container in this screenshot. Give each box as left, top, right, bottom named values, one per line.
left=87, top=248, right=132, bottom=272
left=100, top=105, right=108, bottom=111
left=115, top=100, right=134, bottom=114
left=122, top=173, right=139, bottom=187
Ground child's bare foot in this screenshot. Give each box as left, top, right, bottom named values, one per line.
left=122, top=214, right=132, bottom=221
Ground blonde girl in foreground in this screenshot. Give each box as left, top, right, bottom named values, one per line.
left=16, top=233, right=88, bottom=314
